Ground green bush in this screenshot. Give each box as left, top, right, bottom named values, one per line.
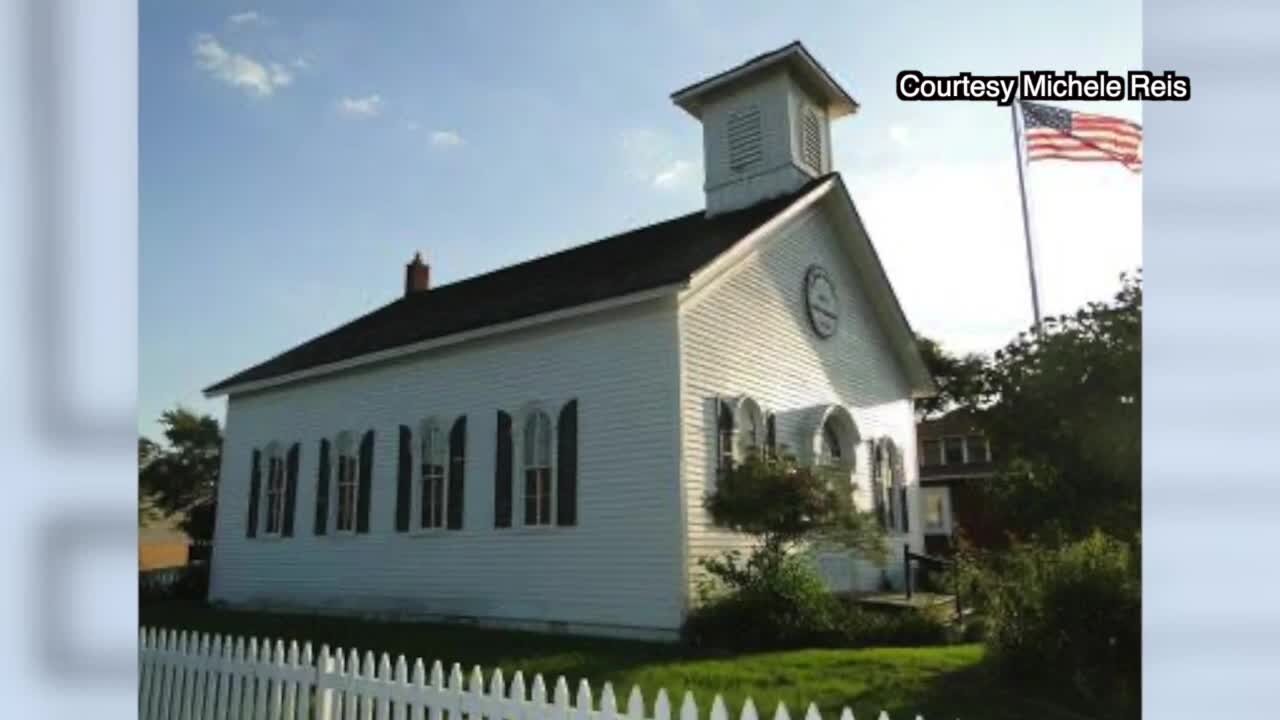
left=683, top=551, right=842, bottom=651
left=966, top=532, right=1140, bottom=719
left=683, top=550, right=951, bottom=651
left=837, top=606, right=950, bottom=647
left=140, top=561, right=210, bottom=604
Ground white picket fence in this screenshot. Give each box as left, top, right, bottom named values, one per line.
left=139, top=627, right=927, bottom=720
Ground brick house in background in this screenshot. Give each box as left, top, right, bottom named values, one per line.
left=917, top=409, right=1000, bottom=554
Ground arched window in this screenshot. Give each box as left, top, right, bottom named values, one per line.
left=819, top=421, right=843, bottom=467
left=419, top=419, right=447, bottom=530
left=263, top=443, right=285, bottom=536
left=811, top=405, right=858, bottom=471
left=335, top=431, right=359, bottom=533
left=523, top=409, right=554, bottom=526
left=735, top=398, right=764, bottom=460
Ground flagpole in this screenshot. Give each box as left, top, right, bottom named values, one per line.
left=1010, top=99, right=1043, bottom=333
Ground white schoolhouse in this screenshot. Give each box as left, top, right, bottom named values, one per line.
left=205, top=43, right=936, bottom=640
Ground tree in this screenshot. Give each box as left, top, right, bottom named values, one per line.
left=705, top=452, right=887, bottom=564
left=138, top=437, right=162, bottom=526
left=685, top=452, right=891, bottom=649
left=914, top=334, right=987, bottom=420
left=138, top=407, right=223, bottom=541
left=978, top=271, right=1142, bottom=542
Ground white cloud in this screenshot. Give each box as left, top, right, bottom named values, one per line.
left=619, top=129, right=698, bottom=191
left=429, top=130, right=464, bottom=148
left=337, top=94, right=383, bottom=117
left=846, top=160, right=1141, bottom=356
left=653, top=160, right=694, bottom=189
left=192, top=33, right=292, bottom=97
left=269, top=63, right=293, bottom=86
left=228, top=11, right=263, bottom=26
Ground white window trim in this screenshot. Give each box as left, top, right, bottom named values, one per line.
left=731, top=396, right=765, bottom=463
left=808, top=404, right=859, bottom=473
left=332, top=431, right=360, bottom=536
left=872, top=438, right=910, bottom=537
left=931, top=434, right=992, bottom=466
left=411, top=417, right=450, bottom=536
left=941, top=435, right=966, bottom=466
left=516, top=402, right=558, bottom=530
left=963, top=435, right=991, bottom=464
left=922, top=486, right=953, bottom=535
left=262, top=443, right=285, bottom=538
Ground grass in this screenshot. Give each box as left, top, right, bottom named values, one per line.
left=140, top=602, right=1091, bottom=720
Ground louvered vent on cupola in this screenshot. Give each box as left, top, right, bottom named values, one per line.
left=727, top=106, right=763, bottom=173
left=800, top=107, right=823, bottom=171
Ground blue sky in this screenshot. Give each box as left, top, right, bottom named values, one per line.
left=140, top=0, right=1142, bottom=439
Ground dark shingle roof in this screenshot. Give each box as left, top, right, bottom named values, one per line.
left=206, top=175, right=833, bottom=394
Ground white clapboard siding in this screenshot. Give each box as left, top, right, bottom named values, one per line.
left=211, top=299, right=686, bottom=639
left=140, top=626, right=930, bottom=720
left=679, top=201, right=923, bottom=593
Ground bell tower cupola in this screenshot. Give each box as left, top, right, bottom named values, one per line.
left=671, top=42, right=858, bottom=216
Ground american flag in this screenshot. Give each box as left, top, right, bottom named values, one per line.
left=1020, top=100, right=1143, bottom=172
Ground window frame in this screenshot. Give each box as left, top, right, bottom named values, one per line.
left=942, top=435, right=966, bottom=466
left=872, top=437, right=909, bottom=535
left=919, top=438, right=942, bottom=468
left=819, top=419, right=846, bottom=469
left=732, top=396, right=765, bottom=462
left=717, top=399, right=735, bottom=476
left=332, top=431, right=359, bottom=536
left=414, top=418, right=449, bottom=534
left=811, top=405, right=859, bottom=471
left=922, top=486, right=952, bottom=535
left=518, top=405, right=557, bottom=529
left=964, top=434, right=991, bottom=463
left=261, top=442, right=286, bottom=538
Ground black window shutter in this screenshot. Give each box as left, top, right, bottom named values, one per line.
left=447, top=416, right=467, bottom=530
left=557, top=400, right=578, bottom=526
left=314, top=439, right=330, bottom=535
left=395, top=425, right=412, bottom=532
left=900, top=487, right=910, bottom=533
left=282, top=442, right=300, bottom=537
left=494, top=411, right=513, bottom=528
left=356, top=429, right=375, bottom=533
left=246, top=449, right=261, bottom=538
left=765, top=413, right=777, bottom=459
left=893, top=443, right=909, bottom=533
left=870, top=439, right=886, bottom=529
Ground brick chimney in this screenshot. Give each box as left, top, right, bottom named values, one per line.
left=404, top=252, right=430, bottom=296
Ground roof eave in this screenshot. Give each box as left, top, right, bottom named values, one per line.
left=670, top=42, right=859, bottom=119
left=203, top=281, right=689, bottom=399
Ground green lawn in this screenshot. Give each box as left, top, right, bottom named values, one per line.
left=140, top=603, right=1090, bottom=720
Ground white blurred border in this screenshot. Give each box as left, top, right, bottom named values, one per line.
left=0, top=0, right=137, bottom=717
left=1, top=0, right=1279, bottom=717
left=1144, top=0, right=1280, bottom=717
